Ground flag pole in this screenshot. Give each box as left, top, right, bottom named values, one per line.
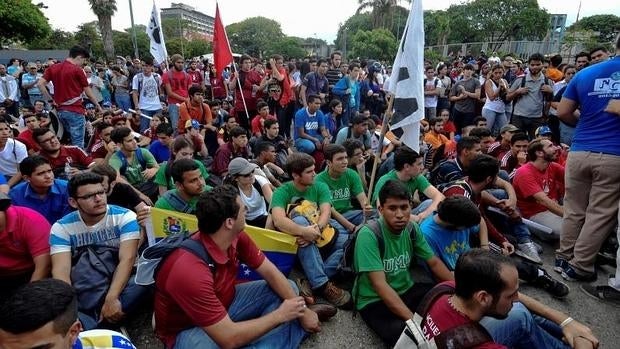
left=365, top=93, right=395, bottom=215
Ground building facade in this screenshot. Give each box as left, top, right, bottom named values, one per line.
left=161, top=3, right=214, bottom=40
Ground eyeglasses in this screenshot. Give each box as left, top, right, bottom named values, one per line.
left=269, top=89, right=281, bottom=93
left=76, top=190, right=106, bottom=201
left=38, top=135, right=57, bottom=144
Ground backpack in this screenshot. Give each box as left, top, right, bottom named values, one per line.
left=117, top=148, right=146, bottom=177
left=346, top=126, right=370, bottom=149
left=135, top=72, right=161, bottom=96
left=394, top=283, right=493, bottom=349
left=511, top=74, right=551, bottom=120
left=134, top=232, right=215, bottom=286
left=423, top=78, right=439, bottom=89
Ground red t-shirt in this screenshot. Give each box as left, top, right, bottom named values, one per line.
left=234, top=70, right=263, bottom=112
left=162, top=70, right=191, bottom=104
left=442, top=120, right=457, bottom=136
left=513, top=162, right=565, bottom=218
left=251, top=114, right=277, bottom=136
left=499, top=152, right=521, bottom=180
left=17, top=129, right=40, bottom=152
left=0, top=206, right=51, bottom=277
left=154, top=232, right=265, bottom=348
left=90, top=140, right=108, bottom=160
left=186, top=69, right=204, bottom=87
left=422, top=281, right=506, bottom=349
left=213, top=142, right=249, bottom=176
left=42, top=146, right=94, bottom=172
left=43, top=60, right=88, bottom=114
left=488, top=141, right=510, bottom=159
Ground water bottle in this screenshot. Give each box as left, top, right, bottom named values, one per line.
left=65, top=159, right=72, bottom=179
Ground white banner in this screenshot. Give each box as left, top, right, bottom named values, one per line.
left=146, top=2, right=167, bottom=65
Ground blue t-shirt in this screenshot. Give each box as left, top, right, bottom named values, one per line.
left=563, top=56, right=620, bottom=156
left=148, top=140, right=171, bottom=164
left=419, top=215, right=479, bottom=270
left=9, top=179, right=73, bottom=224
left=294, top=107, right=326, bottom=139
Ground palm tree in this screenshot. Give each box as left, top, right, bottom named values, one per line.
left=88, top=0, right=117, bottom=60
left=356, top=0, right=411, bottom=29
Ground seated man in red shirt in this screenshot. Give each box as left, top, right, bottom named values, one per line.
left=0, top=193, right=51, bottom=299
left=33, top=128, right=95, bottom=180
left=251, top=101, right=277, bottom=139
left=488, top=124, right=519, bottom=158
left=17, top=112, right=41, bottom=155
left=213, top=126, right=250, bottom=178
left=421, top=249, right=598, bottom=349
left=513, top=139, right=564, bottom=241
left=154, top=185, right=333, bottom=349
left=499, top=132, right=528, bottom=181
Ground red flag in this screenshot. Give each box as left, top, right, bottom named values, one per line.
left=213, top=3, right=233, bottom=75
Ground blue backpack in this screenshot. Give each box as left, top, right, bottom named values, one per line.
left=116, top=149, right=146, bottom=177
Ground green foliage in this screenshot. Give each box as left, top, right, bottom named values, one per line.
left=335, top=13, right=374, bottom=58
left=88, top=0, right=118, bottom=60
left=356, top=0, right=410, bottom=29
left=26, top=29, right=76, bottom=50
left=568, top=15, right=620, bottom=42
left=161, top=17, right=196, bottom=40
left=226, top=17, right=284, bottom=58
left=185, top=39, right=211, bottom=59
left=0, top=0, right=51, bottom=46
left=350, top=28, right=398, bottom=61
left=267, top=37, right=307, bottom=60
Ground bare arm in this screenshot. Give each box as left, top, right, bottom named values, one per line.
left=426, top=256, right=454, bottom=281
left=105, top=239, right=138, bottom=302
left=83, top=87, right=102, bottom=110
left=368, top=271, right=414, bottom=321
left=30, top=254, right=51, bottom=282
left=51, top=252, right=72, bottom=285
left=7, top=172, right=22, bottom=188
left=299, top=85, right=308, bottom=107
left=418, top=185, right=444, bottom=220
left=36, top=77, right=53, bottom=102
left=532, top=192, right=564, bottom=217
left=331, top=207, right=356, bottom=233
left=557, top=97, right=579, bottom=126
left=272, top=207, right=320, bottom=244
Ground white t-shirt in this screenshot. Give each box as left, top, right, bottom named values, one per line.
left=240, top=175, right=269, bottom=220
left=0, top=138, right=27, bottom=176
left=424, top=77, right=442, bottom=108
left=132, top=73, right=161, bottom=111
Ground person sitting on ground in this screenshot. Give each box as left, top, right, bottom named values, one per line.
left=216, top=113, right=239, bottom=147
left=225, top=157, right=272, bottom=228
left=0, top=192, right=51, bottom=299
left=424, top=117, right=451, bottom=151
left=16, top=112, right=41, bottom=155
left=500, top=132, right=529, bottom=181
left=250, top=101, right=277, bottom=139
left=316, top=144, right=374, bottom=232
left=422, top=249, right=598, bottom=349
left=213, top=126, right=250, bottom=178
left=334, top=114, right=372, bottom=150
left=177, top=85, right=214, bottom=136
left=513, top=138, right=564, bottom=241
left=154, top=137, right=210, bottom=196
left=50, top=172, right=149, bottom=330
left=154, top=158, right=211, bottom=214
left=179, top=119, right=209, bottom=162
left=294, top=94, right=330, bottom=155
left=353, top=179, right=453, bottom=346
left=253, top=141, right=286, bottom=188
left=343, top=138, right=370, bottom=191
left=430, top=136, right=482, bottom=187
left=10, top=155, right=72, bottom=224
left=488, top=124, right=519, bottom=158
left=33, top=128, right=95, bottom=180
left=142, top=113, right=166, bottom=141
left=270, top=152, right=352, bottom=308
left=90, top=122, right=116, bottom=165
left=90, top=163, right=148, bottom=213
left=148, top=123, right=174, bottom=164
left=154, top=185, right=331, bottom=349
left=372, top=146, right=445, bottom=223
left=260, top=118, right=291, bottom=168
left=0, top=279, right=137, bottom=349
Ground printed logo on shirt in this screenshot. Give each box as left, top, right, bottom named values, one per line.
left=383, top=251, right=410, bottom=273
left=305, top=121, right=319, bottom=131
left=331, top=188, right=351, bottom=201
left=590, top=72, right=620, bottom=98
left=71, top=227, right=121, bottom=248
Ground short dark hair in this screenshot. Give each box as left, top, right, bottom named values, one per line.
left=196, top=185, right=240, bottom=234
left=526, top=139, right=545, bottom=161
left=510, top=132, right=529, bottom=145
left=155, top=123, right=174, bottom=136
left=528, top=53, right=544, bottom=63
left=89, top=163, right=117, bottom=182
left=394, top=146, right=421, bottom=171
left=437, top=196, right=481, bottom=229
left=110, top=127, right=132, bottom=143
left=378, top=179, right=411, bottom=206
left=467, top=155, right=499, bottom=184
left=0, top=279, right=77, bottom=335
left=286, top=152, right=315, bottom=177
left=188, top=85, right=204, bottom=96
left=342, top=138, right=364, bottom=158
left=329, top=98, right=342, bottom=111
left=229, top=126, right=247, bottom=138
left=324, top=144, right=347, bottom=162
left=454, top=249, right=515, bottom=300
left=19, top=155, right=50, bottom=176
left=254, top=141, right=275, bottom=158
left=317, top=58, right=328, bottom=66
left=307, top=94, right=321, bottom=104
left=143, top=56, right=154, bottom=66
left=69, top=45, right=90, bottom=59
left=473, top=116, right=487, bottom=125
left=549, top=54, right=562, bottom=67
left=257, top=101, right=269, bottom=110
left=457, top=136, right=480, bottom=155
left=330, top=51, right=342, bottom=59
left=171, top=137, right=193, bottom=158
left=428, top=117, right=443, bottom=127
left=468, top=127, right=492, bottom=139
left=240, top=54, right=252, bottom=64
left=589, top=46, right=609, bottom=56
left=575, top=51, right=590, bottom=62
left=264, top=118, right=278, bottom=130
left=67, top=172, right=104, bottom=199
left=171, top=158, right=199, bottom=184
left=32, top=127, right=54, bottom=143
left=96, top=122, right=113, bottom=133
left=463, top=64, right=474, bottom=71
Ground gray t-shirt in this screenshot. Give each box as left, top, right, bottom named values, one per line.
left=450, top=77, right=480, bottom=113
left=510, top=73, right=553, bottom=118
left=335, top=127, right=372, bottom=149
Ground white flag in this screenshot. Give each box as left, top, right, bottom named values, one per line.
left=388, top=0, right=424, bottom=152
left=146, top=2, right=167, bottom=65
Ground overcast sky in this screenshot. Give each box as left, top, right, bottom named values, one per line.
left=43, top=0, right=619, bottom=44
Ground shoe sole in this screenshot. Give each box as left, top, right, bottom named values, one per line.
left=579, top=285, right=620, bottom=308
left=561, top=271, right=597, bottom=282
left=514, top=250, right=543, bottom=265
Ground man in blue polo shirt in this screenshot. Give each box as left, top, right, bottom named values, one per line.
left=294, top=94, right=329, bottom=154
left=10, top=155, right=72, bottom=224
left=556, top=35, right=620, bottom=282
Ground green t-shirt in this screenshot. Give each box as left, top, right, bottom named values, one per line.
left=315, top=168, right=364, bottom=214
left=154, top=187, right=212, bottom=214
left=353, top=217, right=435, bottom=310
left=108, top=148, right=158, bottom=186
left=270, top=181, right=332, bottom=212
left=153, top=160, right=210, bottom=190
left=371, top=170, right=431, bottom=207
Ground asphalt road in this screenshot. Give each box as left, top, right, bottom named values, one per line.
left=128, top=239, right=618, bottom=348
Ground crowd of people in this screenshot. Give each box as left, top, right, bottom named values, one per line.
left=0, top=34, right=618, bottom=349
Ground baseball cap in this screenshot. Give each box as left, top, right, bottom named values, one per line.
left=185, top=119, right=200, bottom=130
left=500, top=124, right=519, bottom=133
left=102, top=101, right=112, bottom=108
left=228, top=157, right=258, bottom=176
left=535, top=126, right=552, bottom=137
left=85, top=103, right=95, bottom=110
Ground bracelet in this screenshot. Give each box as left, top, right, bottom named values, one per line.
left=480, top=243, right=489, bottom=247
left=560, top=317, right=574, bottom=328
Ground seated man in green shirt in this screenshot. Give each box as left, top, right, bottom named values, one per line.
left=154, top=158, right=211, bottom=214
left=315, top=144, right=374, bottom=233
left=372, top=146, right=444, bottom=223
left=354, top=179, right=453, bottom=346
left=271, top=152, right=351, bottom=308
left=108, top=127, right=159, bottom=201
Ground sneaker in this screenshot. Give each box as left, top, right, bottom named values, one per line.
left=322, top=281, right=352, bottom=309
left=580, top=284, right=620, bottom=307
left=295, top=278, right=315, bottom=305
left=533, top=269, right=570, bottom=298
left=534, top=241, right=543, bottom=254
left=554, top=258, right=569, bottom=274
left=561, top=265, right=597, bottom=282
left=515, top=242, right=542, bottom=264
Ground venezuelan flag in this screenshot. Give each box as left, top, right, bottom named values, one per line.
left=73, top=329, right=136, bottom=349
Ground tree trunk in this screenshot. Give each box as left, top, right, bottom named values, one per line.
left=98, top=15, right=115, bottom=60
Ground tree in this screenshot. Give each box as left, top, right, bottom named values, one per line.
left=88, top=0, right=117, bottom=60
left=74, top=22, right=104, bottom=58
left=226, top=17, right=284, bottom=58
left=568, top=14, right=620, bottom=43
left=356, top=0, right=410, bottom=29
left=267, top=37, right=306, bottom=59
left=0, top=0, right=51, bottom=46
left=335, top=13, right=374, bottom=58
left=186, top=39, right=211, bottom=59
left=161, top=17, right=196, bottom=40
left=27, top=29, right=76, bottom=50
left=350, top=28, right=398, bottom=61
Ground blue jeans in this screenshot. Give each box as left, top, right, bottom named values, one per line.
left=342, top=209, right=378, bottom=227
left=139, top=109, right=162, bottom=133
left=485, top=187, right=532, bottom=244
left=292, top=216, right=349, bottom=289
left=168, top=104, right=180, bottom=134
left=559, top=122, right=575, bottom=146
left=481, top=108, right=508, bottom=136
left=115, top=93, right=131, bottom=111
left=295, top=136, right=323, bottom=154
left=58, top=110, right=86, bottom=149
left=481, top=302, right=569, bottom=349
left=174, top=280, right=307, bottom=349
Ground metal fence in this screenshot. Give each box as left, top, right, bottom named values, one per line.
left=424, top=40, right=580, bottom=61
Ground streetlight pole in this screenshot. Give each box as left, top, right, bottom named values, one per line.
left=128, top=0, right=139, bottom=59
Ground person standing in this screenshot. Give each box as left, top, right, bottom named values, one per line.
left=163, top=54, right=192, bottom=134
left=449, top=64, right=481, bottom=132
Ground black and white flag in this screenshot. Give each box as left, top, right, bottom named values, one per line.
left=146, top=2, right=167, bottom=64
